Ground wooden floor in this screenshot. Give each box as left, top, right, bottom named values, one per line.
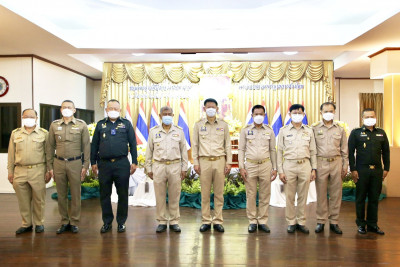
left=1, top=188, right=400, bottom=266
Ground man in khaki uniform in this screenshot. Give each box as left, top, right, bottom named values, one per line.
left=7, top=109, right=50, bottom=234
left=313, top=102, right=348, bottom=234
left=239, top=104, right=277, bottom=233
left=47, top=100, right=90, bottom=234
left=277, top=104, right=317, bottom=234
left=145, top=106, right=188, bottom=233
left=193, top=98, right=232, bottom=233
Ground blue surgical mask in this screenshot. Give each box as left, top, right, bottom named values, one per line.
left=162, top=116, right=173, bottom=125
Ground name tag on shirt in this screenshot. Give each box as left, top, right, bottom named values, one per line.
left=117, top=123, right=125, bottom=129
left=57, top=127, right=62, bottom=131
left=376, top=134, right=383, bottom=137
left=173, top=134, right=179, bottom=137
left=217, top=128, right=224, bottom=132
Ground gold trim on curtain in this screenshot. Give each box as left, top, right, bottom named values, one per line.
left=100, top=61, right=334, bottom=107
left=359, top=93, right=383, bottom=127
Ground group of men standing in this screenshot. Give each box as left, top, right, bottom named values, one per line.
left=7, top=98, right=390, bottom=236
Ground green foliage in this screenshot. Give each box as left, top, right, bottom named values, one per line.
left=342, top=172, right=356, bottom=189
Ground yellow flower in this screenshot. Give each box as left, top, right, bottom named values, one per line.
left=87, top=123, right=97, bottom=137
left=334, top=120, right=350, bottom=136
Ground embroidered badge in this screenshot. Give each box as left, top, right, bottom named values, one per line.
left=102, top=123, right=107, bottom=128
left=173, top=134, right=179, bottom=137
left=217, top=128, right=224, bottom=132
left=201, top=126, right=207, bottom=131
left=155, top=133, right=162, bottom=138
left=248, top=130, right=253, bottom=135
left=286, top=134, right=293, bottom=137
left=57, top=126, right=62, bottom=131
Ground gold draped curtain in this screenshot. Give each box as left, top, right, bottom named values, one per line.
left=101, top=61, right=334, bottom=136
left=360, top=93, right=383, bottom=127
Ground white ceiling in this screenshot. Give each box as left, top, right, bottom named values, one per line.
left=1, top=0, right=400, bottom=79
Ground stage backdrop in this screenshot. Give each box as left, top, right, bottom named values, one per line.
left=100, top=61, right=334, bottom=139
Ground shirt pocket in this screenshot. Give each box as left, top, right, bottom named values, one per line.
left=284, top=135, right=295, bottom=146
left=261, top=134, right=271, bottom=149
left=331, top=133, right=341, bottom=146
left=301, top=134, right=311, bottom=146
left=14, top=136, right=25, bottom=152
left=153, top=138, right=164, bottom=157
left=55, top=130, right=66, bottom=142
left=33, top=136, right=45, bottom=151
left=69, top=128, right=81, bottom=142
left=246, top=135, right=256, bottom=146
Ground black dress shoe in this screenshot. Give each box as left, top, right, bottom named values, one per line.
left=248, top=224, right=257, bottom=233
left=71, top=225, right=79, bottom=233
left=56, top=224, right=70, bottom=234
left=169, top=224, right=181, bottom=232
left=35, top=225, right=44, bottom=233
left=296, top=224, right=310, bottom=234
left=213, top=224, right=225, bottom=233
left=199, top=224, right=211, bottom=232
left=156, top=224, right=167, bottom=233
left=315, top=223, right=325, bottom=233
left=100, top=224, right=112, bottom=233
left=258, top=224, right=271, bottom=233
left=16, top=226, right=33, bottom=235
left=287, top=225, right=296, bottom=233
left=117, top=224, right=126, bottom=233
left=367, top=225, right=384, bottom=235
left=358, top=226, right=367, bottom=234
left=330, top=224, right=343, bottom=234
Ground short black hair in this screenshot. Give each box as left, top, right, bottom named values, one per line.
left=204, top=98, right=218, bottom=106
left=362, top=108, right=375, bottom=116
left=252, top=105, right=265, bottom=114
left=320, top=102, right=336, bottom=111
left=61, top=100, right=75, bottom=108
left=22, top=108, right=37, bottom=116
left=108, top=99, right=120, bottom=104
left=290, top=104, right=305, bottom=112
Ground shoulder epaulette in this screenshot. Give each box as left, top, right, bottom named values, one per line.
left=12, top=128, right=21, bottom=133
left=281, top=124, right=289, bottom=129
left=76, top=119, right=86, bottom=123
left=245, top=124, right=253, bottom=128
left=150, top=125, right=160, bottom=131
left=311, top=122, right=319, bottom=127
left=304, top=125, right=311, bottom=128
left=175, top=125, right=183, bottom=130
left=39, top=128, right=48, bottom=133
left=265, top=124, right=272, bottom=129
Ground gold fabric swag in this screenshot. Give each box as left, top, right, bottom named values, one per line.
left=101, top=61, right=334, bottom=139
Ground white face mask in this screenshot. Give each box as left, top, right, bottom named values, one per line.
left=291, top=114, right=304, bottom=123
left=61, top=109, right=74, bottom=118
left=253, top=115, right=264, bottom=125
left=22, top=118, right=36, bottom=127
left=205, top=108, right=217, bottom=117
left=108, top=110, right=120, bottom=119
left=322, top=112, right=334, bottom=121
left=363, top=118, right=376, bottom=127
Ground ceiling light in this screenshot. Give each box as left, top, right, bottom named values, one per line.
left=132, top=53, right=145, bottom=56
left=283, top=51, right=298, bottom=55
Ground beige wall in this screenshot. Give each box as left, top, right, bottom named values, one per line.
left=335, top=78, right=383, bottom=131
left=0, top=57, right=96, bottom=193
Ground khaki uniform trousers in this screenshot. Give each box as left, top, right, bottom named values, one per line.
left=284, top=159, right=311, bottom=225
left=54, top=158, right=82, bottom=226
left=13, top=165, right=46, bottom=227
left=245, top=161, right=272, bottom=224
left=316, top=157, right=342, bottom=224
left=153, top=161, right=182, bottom=225
left=199, top=157, right=226, bottom=225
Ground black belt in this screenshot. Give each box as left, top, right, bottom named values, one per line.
left=100, top=156, right=126, bottom=163
left=55, top=155, right=82, bottom=161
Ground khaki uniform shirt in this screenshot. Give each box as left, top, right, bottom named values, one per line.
left=312, top=121, right=349, bottom=170
left=46, top=117, right=90, bottom=170
left=192, top=118, right=232, bottom=165
left=7, top=125, right=48, bottom=175
left=145, top=124, right=189, bottom=173
left=277, top=123, right=317, bottom=173
left=238, top=123, right=277, bottom=170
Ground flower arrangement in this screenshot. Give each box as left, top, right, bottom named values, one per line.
left=224, top=116, right=243, bottom=136
left=137, top=145, right=146, bottom=168
left=342, top=172, right=356, bottom=189
left=87, top=122, right=97, bottom=137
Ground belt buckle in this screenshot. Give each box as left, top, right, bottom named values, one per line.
left=297, top=160, right=301, bottom=164
left=64, top=158, right=68, bottom=161
left=27, top=165, right=33, bottom=169
left=210, top=157, right=215, bottom=161
left=328, top=158, right=333, bottom=162
left=258, top=160, right=263, bottom=164
left=111, top=159, right=116, bottom=163
left=369, top=165, right=375, bottom=169
left=166, top=161, right=171, bottom=165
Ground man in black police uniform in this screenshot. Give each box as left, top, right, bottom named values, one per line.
left=91, top=99, right=138, bottom=233
left=348, top=108, right=390, bottom=235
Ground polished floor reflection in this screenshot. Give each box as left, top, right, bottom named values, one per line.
left=1, top=188, right=400, bottom=266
